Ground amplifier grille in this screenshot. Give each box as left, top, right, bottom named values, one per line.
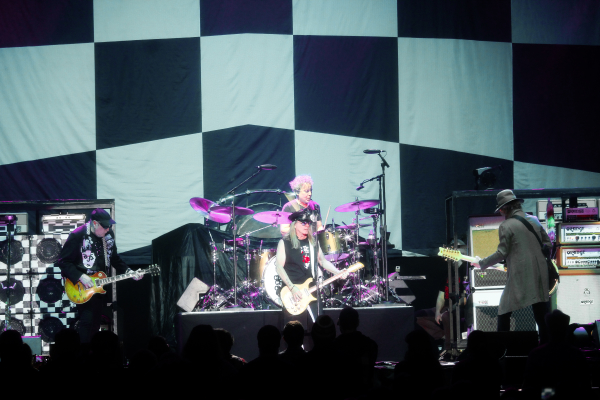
left=471, top=268, right=507, bottom=288
left=474, top=306, right=537, bottom=332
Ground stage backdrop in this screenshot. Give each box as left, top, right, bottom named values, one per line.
left=1, top=0, right=600, bottom=263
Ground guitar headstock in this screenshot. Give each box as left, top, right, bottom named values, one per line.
left=347, top=262, right=365, bottom=273
left=146, top=264, right=161, bottom=276
left=437, top=247, right=462, bottom=262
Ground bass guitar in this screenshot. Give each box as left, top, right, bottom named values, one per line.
left=437, top=247, right=558, bottom=295
left=280, top=262, right=364, bottom=315
left=65, top=265, right=160, bottom=304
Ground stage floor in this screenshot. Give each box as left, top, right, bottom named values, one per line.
left=176, top=305, right=414, bottom=362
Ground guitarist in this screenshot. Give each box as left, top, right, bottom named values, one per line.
left=275, top=208, right=345, bottom=327
left=56, top=209, right=142, bottom=343
left=472, top=190, right=550, bottom=344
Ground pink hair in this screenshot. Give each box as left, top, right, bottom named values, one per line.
left=289, top=175, right=313, bottom=193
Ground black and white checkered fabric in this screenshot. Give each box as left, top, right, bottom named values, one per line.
left=1, top=1, right=599, bottom=262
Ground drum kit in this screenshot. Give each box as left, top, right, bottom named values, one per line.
left=189, top=194, right=404, bottom=311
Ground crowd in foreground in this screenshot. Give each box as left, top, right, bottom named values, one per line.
left=0, top=307, right=595, bottom=399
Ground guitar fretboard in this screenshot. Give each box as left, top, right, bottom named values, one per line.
left=96, top=266, right=158, bottom=286
left=307, top=263, right=363, bottom=295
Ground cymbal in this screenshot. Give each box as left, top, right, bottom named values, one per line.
left=253, top=211, right=292, bottom=225
left=337, top=223, right=370, bottom=230
left=334, top=199, right=380, bottom=213
left=208, top=211, right=231, bottom=223
left=189, top=197, right=215, bottom=216
left=210, top=205, right=254, bottom=216
left=225, top=237, right=246, bottom=246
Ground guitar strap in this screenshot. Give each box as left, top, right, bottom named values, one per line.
left=102, top=237, right=110, bottom=269
left=308, top=241, right=317, bottom=323
left=512, top=215, right=560, bottom=283
left=309, top=240, right=315, bottom=278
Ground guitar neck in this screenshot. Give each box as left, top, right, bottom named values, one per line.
left=306, top=267, right=357, bottom=295
left=458, top=254, right=478, bottom=263
left=97, top=270, right=144, bottom=286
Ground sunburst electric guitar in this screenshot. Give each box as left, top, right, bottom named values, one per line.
left=437, top=247, right=558, bottom=295
left=280, top=262, right=364, bottom=315
left=65, top=265, right=160, bottom=304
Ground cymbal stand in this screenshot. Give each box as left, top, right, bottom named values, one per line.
left=221, top=167, right=264, bottom=306
left=354, top=204, right=362, bottom=305
left=204, top=229, right=218, bottom=309
left=369, top=214, right=383, bottom=298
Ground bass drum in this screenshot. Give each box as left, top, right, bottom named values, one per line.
left=261, top=257, right=283, bottom=308
left=228, top=202, right=282, bottom=239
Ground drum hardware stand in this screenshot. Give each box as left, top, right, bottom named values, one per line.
left=368, top=214, right=384, bottom=299
left=361, top=150, right=391, bottom=303
left=1, top=215, right=17, bottom=331
left=221, top=167, right=268, bottom=307
left=204, top=229, right=221, bottom=310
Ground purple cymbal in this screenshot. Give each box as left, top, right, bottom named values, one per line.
left=189, top=197, right=215, bottom=216
left=253, top=211, right=292, bottom=225
left=210, top=205, right=254, bottom=216
left=334, top=199, right=380, bottom=213
left=208, top=211, right=231, bottom=223
left=336, top=223, right=370, bottom=230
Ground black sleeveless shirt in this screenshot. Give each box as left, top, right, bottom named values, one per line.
left=283, top=236, right=318, bottom=285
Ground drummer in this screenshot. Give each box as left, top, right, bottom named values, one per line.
left=280, top=175, right=323, bottom=235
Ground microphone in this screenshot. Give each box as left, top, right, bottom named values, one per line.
left=258, top=164, right=277, bottom=170
left=363, top=149, right=382, bottom=154
left=356, top=184, right=364, bottom=191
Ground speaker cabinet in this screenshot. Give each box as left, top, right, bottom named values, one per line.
left=555, top=269, right=600, bottom=324
left=1, top=234, right=75, bottom=354
left=468, top=215, right=507, bottom=289
left=466, top=289, right=537, bottom=332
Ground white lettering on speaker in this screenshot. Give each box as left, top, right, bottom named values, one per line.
left=580, top=299, right=594, bottom=306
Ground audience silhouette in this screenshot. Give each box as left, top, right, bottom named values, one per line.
left=523, top=309, right=592, bottom=399
left=279, top=320, right=307, bottom=367
left=2, top=306, right=598, bottom=400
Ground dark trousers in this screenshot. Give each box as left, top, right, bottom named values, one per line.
left=415, top=307, right=451, bottom=350
left=76, top=294, right=110, bottom=343
left=497, top=301, right=549, bottom=344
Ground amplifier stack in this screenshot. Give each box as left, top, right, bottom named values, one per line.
left=552, top=220, right=600, bottom=324
left=1, top=201, right=114, bottom=355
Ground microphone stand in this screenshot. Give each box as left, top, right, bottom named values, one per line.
left=222, top=168, right=264, bottom=307
left=356, top=173, right=389, bottom=302
left=378, top=153, right=391, bottom=303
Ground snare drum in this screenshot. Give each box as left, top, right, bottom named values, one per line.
left=317, top=230, right=349, bottom=262
left=261, top=257, right=283, bottom=307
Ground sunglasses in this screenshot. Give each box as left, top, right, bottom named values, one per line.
left=297, top=221, right=310, bottom=226
left=98, top=221, right=112, bottom=229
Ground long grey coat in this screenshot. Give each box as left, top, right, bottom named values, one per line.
left=479, top=209, right=550, bottom=315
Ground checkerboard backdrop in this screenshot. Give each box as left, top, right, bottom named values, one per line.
left=1, top=0, right=599, bottom=263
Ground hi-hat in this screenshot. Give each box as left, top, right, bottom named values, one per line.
left=210, top=205, right=255, bottom=216
left=334, top=200, right=380, bottom=213
left=253, top=211, right=292, bottom=225
left=226, top=237, right=246, bottom=246
left=337, top=223, right=370, bottom=230
left=190, top=197, right=215, bottom=216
